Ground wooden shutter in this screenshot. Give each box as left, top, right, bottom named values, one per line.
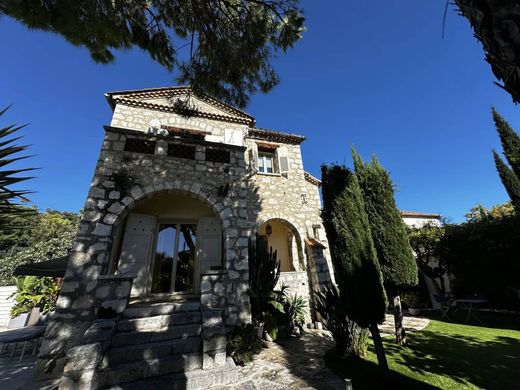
left=197, top=217, right=222, bottom=272
left=278, top=146, right=290, bottom=173
left=117, top=213, right=156, bottom=297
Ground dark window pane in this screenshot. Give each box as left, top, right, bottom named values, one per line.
left=206, top=148, right=230, bottom=163
left=124, top=138, right=156, bottom=154
left=168, top=144, right=196, bottom=160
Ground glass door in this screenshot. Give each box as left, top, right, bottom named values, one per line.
left=151, top=223, right=197, bottom=294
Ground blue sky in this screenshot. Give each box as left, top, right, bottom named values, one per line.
left=1, top=1, right=518, bottom=222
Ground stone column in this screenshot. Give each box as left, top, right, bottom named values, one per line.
left=200, top=271, right=227, bottom=369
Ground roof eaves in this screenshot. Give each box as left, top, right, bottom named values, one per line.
left=248, top=128, right=306, bottom=144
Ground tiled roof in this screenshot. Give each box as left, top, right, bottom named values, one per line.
left=248, top=128, right=306, bottom=144
left=105, top=86, right=256, bottom=126
left=304, top=172, right=321, bottom=187
left=304, top=237, right=326, bottom=249
left=401, top=211, right=441, bottom=218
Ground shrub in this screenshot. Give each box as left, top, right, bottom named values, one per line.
left=314, top=283, right=369, bottom=359
left=226, top=324, right=263, bottom=366
left=10, top=276, right=60, bottom=317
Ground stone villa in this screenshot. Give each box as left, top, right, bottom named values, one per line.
left=37, top=86, right=336, bottom=388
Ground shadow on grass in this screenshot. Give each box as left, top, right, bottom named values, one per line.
left=433, top=310, right=520, bottom=331
left=324, top=348, right=439, bottom=390
left=386, top=327, right=520, bottom=390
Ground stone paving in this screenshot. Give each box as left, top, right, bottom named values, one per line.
left=213, top=314, right=430, bottom=390
left=214, top=330, right=346, bottom=390
left=378, top=314, right=430, bottom=337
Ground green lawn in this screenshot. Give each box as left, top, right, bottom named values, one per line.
left=325, top=312, right=520, bottom=390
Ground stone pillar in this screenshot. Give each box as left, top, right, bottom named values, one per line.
left=200, top=271, right=227, bottom=369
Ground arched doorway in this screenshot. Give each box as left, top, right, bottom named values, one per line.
left=258, top=218, right=304, bottom=272
left=109, top=192, right=222, bottom=298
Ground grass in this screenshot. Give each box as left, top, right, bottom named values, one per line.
left=325, top=311, right=520, bottom=389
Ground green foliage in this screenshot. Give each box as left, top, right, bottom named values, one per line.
left=352, top=148, right=417, bottom=293
left=247, top=234, right=280, bottom=324
left=10, top=276, right=60, bottom=317
left=0, top=106, right=34, bottom=233
left=321, top=164, right=387, bottom=328
left=1, top=1, right=305, bottom=108
left=0, top=208, right=79, bottom=286
left=314, top=283, right=369, bottom=359
left=464, top=202, right=515, bottom=222
left=407, top=222, right=447, bottom=295
left=441, top=211, right=520, bottom=309
left=491, top=109, right=520, bottom=212
left=226, top=324, right=263, bottom=366
left=285, top=293, right=307, bottom=330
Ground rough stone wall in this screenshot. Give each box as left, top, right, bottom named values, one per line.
left=244, top=137, right=335, bottom=318
left=111, top=103, right=248, bottom=140
left=276, top=272, right=312, bottom=323
left=37, top=126, right=256, bottom=377
left=200, top=271, right=227, bottom=370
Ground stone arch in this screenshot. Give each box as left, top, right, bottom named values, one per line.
left=110, top=183, right=226, bottom=232
left=257, top=216, right=306, bottom=272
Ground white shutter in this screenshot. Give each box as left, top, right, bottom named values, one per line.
left=117, top=213, right=156, bottom=297
left=197, top=217, right=222, bottom=272
left=278, top=146, right=290, bottom=173
left=249, top=144, right=259, bottom=173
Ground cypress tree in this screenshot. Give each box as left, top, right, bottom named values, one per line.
left=493, top=151, right=520, bottom=213
left=321, top=164, right=388, bottom=369
left=352, top=148, right=418, bottom=346
left=492, top=109, right=520, bottom=213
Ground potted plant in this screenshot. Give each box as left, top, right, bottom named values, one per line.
left=401, top=289, right=423, bottom=316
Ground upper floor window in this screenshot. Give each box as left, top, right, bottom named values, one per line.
left=258, top=152, right=274, bottom=174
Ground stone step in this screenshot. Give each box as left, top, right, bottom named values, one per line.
left=101, top=337, right=201, bottom=368
left=105, top=358, right=238, bottom=390
left=97, top=352, right=203, bottom=388
left=111, top=323, right=202, bottom=347
left=124, top=301, right=201, bottom=319
left=117, top=311, right=202, bottom=332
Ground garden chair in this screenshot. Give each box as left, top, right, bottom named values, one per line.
left=433, top=293, right=454, bottom=320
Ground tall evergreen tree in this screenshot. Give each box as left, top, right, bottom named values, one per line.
left=492, top=109, right=520, bottom=212
left=321, top=164, right=388, bottom=369
left=352, top=148, right=417, bottom=346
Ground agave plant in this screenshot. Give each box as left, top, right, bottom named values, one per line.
left=0, top=106, right=34, bottom=229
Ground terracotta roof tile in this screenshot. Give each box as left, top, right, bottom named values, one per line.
left=248, top=128, right=305, bottom=144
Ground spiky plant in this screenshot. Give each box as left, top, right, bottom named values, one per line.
left=0, top=106, right=34, bottom=230
left=247, top=234, right=280, bottom=324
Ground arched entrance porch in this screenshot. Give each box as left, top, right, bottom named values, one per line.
left=108, top=191, right=222, bottom=298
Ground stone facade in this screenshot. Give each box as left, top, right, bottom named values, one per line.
left=37, top=87, right=335, bottom=383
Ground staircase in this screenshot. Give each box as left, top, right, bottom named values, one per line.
left=95, top=301, right=204, bottom=388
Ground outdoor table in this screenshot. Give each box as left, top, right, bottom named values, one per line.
left=453, top=299, right=487, bottom=324
left=0, top=326, right=45, bottom=361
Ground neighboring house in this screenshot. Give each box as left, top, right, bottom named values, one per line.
left=401, top=211, right=442, bottom=228
left=37, top=86, right=335, bottom=387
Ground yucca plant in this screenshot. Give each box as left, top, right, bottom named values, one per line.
left=0, top=106, right=34, bottom=229
left=285, top=293, right=307, bottom=333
